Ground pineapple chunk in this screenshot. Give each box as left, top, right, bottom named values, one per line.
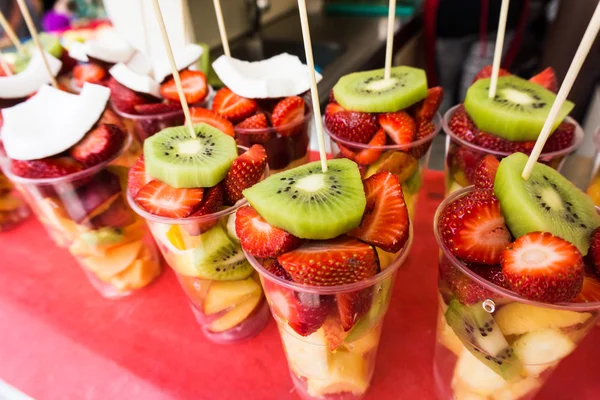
left=306, top=350, right=369, bottom=397
left=280, top=327, right=330, bottom=378
left=492, top=376, right=541, bottom=400
left=453, top=350, right=507, bottom=396
left=512, top=329, right=575, bottom=377
left=495, top=303, right=591, bottom=335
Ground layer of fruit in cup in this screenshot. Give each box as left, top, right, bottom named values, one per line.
left=236, top=158, right=411, bottom=398
left=436, top=151, right=600, bottom=399
left=586, top=168, right=600, bottom=207
left=445, top=66, right=577, bottom=193
left=0, top=171, right=29, bottom=231
left=128, top=122, right=268, bottom=333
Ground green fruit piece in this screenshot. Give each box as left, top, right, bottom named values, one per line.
left=80, top=227, right=125, bottom=247
left=402, top=168, right=422, bottom=194
left=14, top=33, right=64, bottom=73
left=198, top=43, right=211, bottom=75
left=445, top=300, right=522, bottom=380
left=464, top=76, right=574, bottom=141
left=494, top=152, right=600, bottom=255
left=144, top=123, right=237, bottom=189
left=203, top=277, right=261, bottom=315
left=344, top=277, right=393, bottom=343
left=333, top=66, right=428, bottom=113
left=243, top=159, right=366, bottom=240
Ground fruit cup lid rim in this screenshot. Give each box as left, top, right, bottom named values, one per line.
left=235, top=95, right=314, bottom=134
left=433, top=185, right=600, bottom=311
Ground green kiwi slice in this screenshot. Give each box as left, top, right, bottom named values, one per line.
left=494, top=153, right=600, bottom=255
left=144, top=123, right=238, bottom=189
left=464, top=76, right=574, bottom=141
left=14, top=33, right=64, bottom=73
left=333, top=66, right=428, bottom=113
left=80, top=227, right=124, bottom=247
left=243, top=159, right=366, bottom=240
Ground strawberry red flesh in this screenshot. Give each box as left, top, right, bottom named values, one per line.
left=588, top=227, right=600, bottom=275
left=70, top=124, right=126, bottom=167
left=378, top=111, right=416, bottom=146
left=11, top=157, right=83, bottom=179
left=212, top=87, right=257, bottom=123
left=469, top=264, right=510, bottom=289
left=413, top=86, right=443, bottom=123
left=337, top=129, right=386, bottom=165
left=108, top=77, right=151, bottom=114
left=183, top=184, right=224, bottom=236
left=272, top=96, right=305, bottom=137
left=189, top=107, right=235, bottom=137
left=160, top=69, right=208, bottom=104
left=543, top=122, right=575, bottom=153
left=73, top=63, right=106, bottom=87
left=134, top=102, right=182, bottom=115
left=337, top=287, right=373, bottom=331
left=127, top=155, right=151, bottom=197
left=448, top=105, right=478, bottom=143
left=135, top=180, right=204, bottom=218
left=476, top=131, right=536, bottom=154
left=472, top=65, right=510, bottom=83
left=473, top=155, right=500, bottom=189
left=223, top=144, right=267, bottom=205
left=452, top=147, right=483, bottom=184
left=324, top=103, right=379, bottom=144
left=410, top=120, right=436, bottom=160
left=263, top=258, right=292, bottom=281
left=237, top=113, right=269, bottom=130
left=529, top=67, right=558, bottom=93
left=439, top=256, right=499, bottom=304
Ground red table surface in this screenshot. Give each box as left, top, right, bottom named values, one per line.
left=1, top=169, right=599, bottom=400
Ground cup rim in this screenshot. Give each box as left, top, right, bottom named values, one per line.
left=434, top=186, right=600, bottom=311
left=324, top=112, right=443, bottom=151
left=443, top=104, right=585, bottom=158
left=235, top=94, right=314, bottom=134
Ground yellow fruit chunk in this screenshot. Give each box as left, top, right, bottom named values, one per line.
left=165, top=224, right=206, bottom=251
left=204, top=277, right=261, bottom=315
left=437, top=307, right=463, bottom=357
left=404, top=191, right=417, bottom=220
left=452, top=168, right=471, bottom=187
left=0, top=195, right=22, bottom=211
left=306, top=350, right=370, bottom=397
left=111, top=258, right=161, bottom=291
left=511, top=329, right=575, bottom=377
left=376, top=247, right=398, bottom=270
left=452, top=350, right=506, bottom=397
left=280, top=327, right=330, bottom=378
left=344, top=324, right=381, bottom=355
left=491, top=376, right=541, bottom=400
left=208, top=292, right=261, bottom=333
left=80, top=240, right=143, bottom=281
left=365, top=151, right=418, bottom=182
left=587, top=175, right=600, bottom=207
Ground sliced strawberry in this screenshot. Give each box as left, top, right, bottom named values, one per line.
left=337, top=129, right=386, bottom=165
left=588, top=227, right=600, bottom=275
left=529, top=67, right=558, bottom=93
left=235, top=206, right=303, bottom=258
left=448, top=105, right=478, bottom=143
left=235, top=113, right=271, bottom=144
left=410, top=120, right=436, bottom=159
left=70, top=124, right=126, bottom=167
left=472, top=65, right=510, bottom=83
left=272, top=96, right=305, bottom=137
left=439, top=256, right=498, bottom=304
left=413, top=86, right=443, bottom=123
left=73, top=63, right=106, bottom=87
left=473, top=155, right=500, bottom=189
left=439, top=189, right=512, bottom=265
left=189, top=107, right=235, bottom=137
left=263, top=258, right=292, bottom=280
left=135, top=180, right=204, bottom=218
left=237, top=113, right=269, bottom=130
left=452, top=146, right=483, bottom=184
left=337, top=287, right=373, bottom=331
left=349, top=172, right=409, bottom=253
left=133, top=102, right=182, bottom=115
left=99, top=108, right=126, bottom=131
left=378, top=111, right=416, bottom=146
left=127, top=156, right=151, bottom=197
left=324, top=103, right=379, bottom=144
left=469, top=264, right=510, bottom=289
left=574, top=275, right=600, bottom=303
left=212, top=87, right=257, bottom=123
left=108, top=77, right=150, bottom=114
left=502, top=232, right=584, bottom=303
left=11, top=157, right=83, bottom=179
left=183, top=184, right=224, bottom=236
left=223, top=144, right=267, bottom=205
left=476, top=131, right=536, bottom=154
left=543, top=122, right=575, bottom=153
left=160, top=69, right=208, bottom=104
left=278, top=237, right=379, bottom=286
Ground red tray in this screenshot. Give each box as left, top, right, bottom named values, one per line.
left=0, top=170, right=598, bottom=399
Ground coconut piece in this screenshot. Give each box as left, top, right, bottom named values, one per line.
left=152, top=43, right=203, bottom=83
left=68, top=32, right=135, bottom=64
left=212, top=53, right=323, bottom=98
left=109, top=63, right=161, bottom=98
left=68, top=41, right=89, bottom=63
left=0, top=50, right=62, bottom=99
left=2, top=83, right=110, bottom=161
left=126, top=52, right=153, bottom=76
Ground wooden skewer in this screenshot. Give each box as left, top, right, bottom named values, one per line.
left=384, top=0, right=396, bottom=80
left=522, top=1, right=600, bottom=180
left=0, top=10, right=25, bottom=54
left=0, top=50, right=12, bottom=76
left=489, top=0, right=510, bottom=99
left=212, top=0, right=230, bottom=57
left=15, top=0, right=58, bottom=88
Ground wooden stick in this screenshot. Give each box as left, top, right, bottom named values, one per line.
left=212, top=0, right=230, bottom=57
left=0, top=50, right=12, bottom=76
left=297, top=0, right=327, bottom=173
left=522, top=1, right=600, bottom=180
left=15, top=0, right=57, bottom=88
left=489, top=0, right=510, bottom=99
left=151, top=0, right=196, bottom=139
left=384, top=0, right=396, bottom=80
left=0, top=10, right=25, bottom=54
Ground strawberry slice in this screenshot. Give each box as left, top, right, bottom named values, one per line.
left=127, top=156, right=152, bottom=197
left=11, top=157, right=83, bottom=179
left=501, top=232, right=584, bottom=303
left=439, top=189, right=511, bottom=265
left=189, top=107, right=235, bottom=137
left=324, top=103, right=379, bottom=144
left=183, top=184, right=224, bottom=236
left=160, top=69, right=208, bottom=104
left=378, top=111, right=416, bottom=146
left=272, top=96, right=305, bottom=137
left=108, top=77, right=150, bottom=114
left=73, top=63, right=106, bottom=87
left=473, top=155, right=500, bottom=189
left=337, top=287, right=373, bottom=331
left=349, top=172, right=410, bottom=253
left=543, top=122, right=575, bottom=153
left=448, top=105, right=478, bottom=143
left=133, top=102, right=182, bottom=115
left=337, top=129, right=386, bottom=165
left=263, top=258, right=292, bottom=280
left=223, top=144, right=267, bottom=205
left=278, top=237, right=379, bottom=286
left=469, top=264, right=510, bottom=289
left=439, top=257, right=499, bottom=304
left=574, top=275, right=600, bottom=303
left=212, top=87, right=257, bottom=123
left=70, top=124, right=126, bottom=167
left=99, top=109, right=126, bottom=131
left=410, top=120, right=436, bottom=159
left=588, top=227, right=600, bottom=275
left=135, top=180, right=204, bottom=218
left=452, top=146, right=483, bottom=184
left=236, top=114, right=271, bottom=144
left=413, top=86, right=443, bottom=123
left=476, top=131, right=536, bottom=154
left=472, top=65, right=510, bottom=83
left=235, top=206, right=303, bottom=258
left=237, top=113, right=269, bottom=130
left=529, top=67, right=558, bottom=93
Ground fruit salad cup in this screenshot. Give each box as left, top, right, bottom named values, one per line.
left=0, top=166, right=30, bottom=232
left=586, top=126, right=600, bottom=206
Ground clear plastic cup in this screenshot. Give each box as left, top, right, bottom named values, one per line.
left=245, top=231, right=413, bottom=399
left=235, top=95, right=313, bottom=174
left=0, top=169, right=30, bottom=232
left=586, top=126, right=600, bottom=206
left=433, top=187, right=600, bottom=400
left=327, top=113, right=442, bottom=219
left=2, top=133, right=162, bottom=298
left=443, top=105, right=584, bottom=196
left=127, top=146, right=270, bottom=344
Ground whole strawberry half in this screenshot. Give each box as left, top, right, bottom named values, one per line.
left=588, top=227, right=600, bottom=275
left=543, top=122, right=575, bottom=153
left=70, top=124, right=126, bottom=167
left=439, top=189, right=512, bottom=265
left=223, top=144, right=267, bottom=205
left=212, top=87, right=257, bottom=123
left=134, top=102, right=182, bottom=115
left=73, top=63, right=106, bottom=87
left=529, top=67, right=558, bottom=93
left=412, top=86, right=443, bottom=123
left=272, top=96, right=305, bottom=137
left=410, top=120, right=436, bottom=160
left=160, top=69, right=208, bottom=104
left=127, top=155, right=151, bottom=198
left=439, top=256, right=498, bottom=304
left=135, top=180, right=204, bottom=218
left=337, top=287, right=374, bottom=331
left=349, top=171, right=409, bottom=253
left=469, top=264, right=510, bottom=289
left=108, top=77, right=151, bottom=114
left=337, top=128, right=386, bottom=165
left=189, top=107, right=235, bottom=137
left=473, top=155, right=500, bottom=189
left=183, top=184, right=224, bottom=236
left=235, top=206, right=302, bottom=258
left=11, top=157, right=83, bottom=179
left=324, top=103, right=379, bottom=144
left=448, top=105, right=478, bottom=143
left=502, top=232, right=584, bottom=303
left=278, top=236, right=379, bottom=286
left=378, top=111, right=416, bottom=146
left=472, top=65, right=510, bottom=83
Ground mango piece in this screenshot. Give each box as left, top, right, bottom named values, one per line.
left=204, top=277, right=261, bottom=315
left=110, top=258, right=161, bottom=291
left=207, top=292, right=262, bottom=333
left=177, top=274, right=212, bottom=309
left=80, top=240, right=143, bottom=281
left=0, top=195, right=23, bottom=211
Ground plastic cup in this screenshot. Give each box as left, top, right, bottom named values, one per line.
left=433, top=187, right=600, bottom=400
left=127, top=146, right=270, bottom=344
left=2, top=133, right=162, bottom=298
left=235, top=95, right=313, bottom=174
left=586, top=126, right=600, bottom=206
left=245, top=231, right=413, bottom=399
left=326, top=113, right=442, bottom=219
left=443, top=105, right=584, bottom=196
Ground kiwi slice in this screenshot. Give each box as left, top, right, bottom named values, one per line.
left=243, top=159, right=366, bottom=240
left=494, top=153, right=600, bottom=255
left=144, top=123, right=238, bottom=189
left=464, top=76, right=574, bottom=141
left=14, top=33, right=64, bottom=73
left=191, top=225, right=253, bottom=281
left=80, top=227, right=124, bottom=247
left=333, top=66, right=428, bottom=113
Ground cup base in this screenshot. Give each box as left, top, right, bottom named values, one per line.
left=0, top=202, right=30, bottom=232
left=290, top=371, right=368, bottom=400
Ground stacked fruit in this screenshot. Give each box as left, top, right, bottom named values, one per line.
left=236, top=158, right=411, bottom=397
left=209, top=87, right=312, bottom=173
left=128, top=123, right=269, bottom=339
left=445, top=66, right=578, bottom=194
left=11, top=33, right=77, bottom=80
left=435, top=152, right=600, bottom=399
left=325, top=66, right=442, bottom=218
